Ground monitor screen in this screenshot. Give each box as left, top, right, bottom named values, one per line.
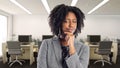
left=18, top=35, right=32, bottom=42
left=42, top=35, right=53, bottom=40
left=87, top=35, right=101, bottom=44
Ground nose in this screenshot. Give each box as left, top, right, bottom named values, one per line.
left=69, top=20, right=73, bottom=27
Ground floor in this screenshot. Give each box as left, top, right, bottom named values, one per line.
left=0, top=55, right=120, bottom=68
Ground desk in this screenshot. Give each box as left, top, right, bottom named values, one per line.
left=2, top=42, right=38, bottom=65
left=85, top=42, right=118, bottom=64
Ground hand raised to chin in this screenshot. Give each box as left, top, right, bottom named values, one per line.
left=63, top=32, right=76, bottom=55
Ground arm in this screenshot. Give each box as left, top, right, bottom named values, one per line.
left=37, top=40, right=48, bottom=68
left=61, top=32, right=89, bottom=68
left=66, top=45, right=89, bottom=68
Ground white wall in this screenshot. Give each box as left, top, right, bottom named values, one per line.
left=13, top=14, right=120, bottom=41
left=79, top=15, right=120, bottom=40
left=13, top=14, right=51, bottom=40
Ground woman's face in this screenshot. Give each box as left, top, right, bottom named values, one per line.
left=62, top=12, right=77, bottom=34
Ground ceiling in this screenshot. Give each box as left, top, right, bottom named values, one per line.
left=0, top=0, right=120, bottom=15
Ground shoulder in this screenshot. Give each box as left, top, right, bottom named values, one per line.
left=75, top=39, right=89, bottom=51
left=41, top=36, right=59, bottom=45
left=78, top=41, right=89, bottom=48
left=43, top=36, right=58, bottom=41
left=75, top=39, right=86, bottom=46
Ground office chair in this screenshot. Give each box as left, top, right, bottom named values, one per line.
left=117, top=39, right=120, bottom=55
left=94, top=41, right=112, bottom=66
left=7, top=41, right=24, bottom=67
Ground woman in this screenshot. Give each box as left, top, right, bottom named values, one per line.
left=37, top=4, right=89, bottom=68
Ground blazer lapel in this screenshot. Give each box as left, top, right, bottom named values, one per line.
left=52, top=37, right=62, bottom=64
left=52, top=37, right=81, bottom=68
left=74, top=39, right=82, bottom=55
left=52, top=37, right=80, bottom=60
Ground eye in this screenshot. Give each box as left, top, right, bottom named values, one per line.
left=63, top=20, right=69, bottom=23
left=63, top=20, right=67, bottom=23
left=72, top=20, right=77, bottom=23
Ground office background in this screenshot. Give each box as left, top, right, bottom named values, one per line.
left=0, top=0, right=120, bottom=41
left=0, top=0, right=120, bottom=68
left=12, top=15, right=120, bottom=40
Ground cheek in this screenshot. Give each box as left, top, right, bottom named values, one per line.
left=62, top=24, right=68, bottom=29
left=74, top=24, right=77, bottom=28
left=62, top=26, right=66, bottom=32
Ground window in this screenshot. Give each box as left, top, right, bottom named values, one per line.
left=0, top=15, right=7, bottom=56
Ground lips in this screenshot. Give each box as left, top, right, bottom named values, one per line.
left=66, top=28, right=75, bottom=32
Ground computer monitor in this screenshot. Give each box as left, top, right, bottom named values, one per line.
left=87, top=35, right=101, bottom=45
left=42, top=35, right=53, bottom=40
left=18, top=35, right=32, bottom=43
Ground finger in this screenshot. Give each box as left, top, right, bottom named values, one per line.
left=64, top=32, right=73, bottom=36
left=65, top=35, right=69, bottom=41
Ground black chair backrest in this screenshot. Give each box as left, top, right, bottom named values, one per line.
left=7, top=41, right=21, bottom=49
left=99, top=41, right=112, bottom=52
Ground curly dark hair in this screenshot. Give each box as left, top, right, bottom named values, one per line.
left=49, top=4, right=85, bottom=37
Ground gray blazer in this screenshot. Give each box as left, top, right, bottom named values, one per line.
left=37, top=37, right=89, bottom=68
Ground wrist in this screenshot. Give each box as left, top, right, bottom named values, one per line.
left=69, top=46, right=76, bottom=55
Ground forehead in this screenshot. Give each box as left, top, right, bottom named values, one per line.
left=65, top=12, right=77, bottom=19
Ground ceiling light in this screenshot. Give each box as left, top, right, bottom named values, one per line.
left=87, top=0, right=109, bottom=14
left=10, top=0, right=32, bottom=14
left=71, top=0, right=78, bottom=6
left=41, top=0, right=50, bottom=14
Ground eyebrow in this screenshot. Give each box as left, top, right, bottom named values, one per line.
left=65, top=18, right=77, bottom=20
